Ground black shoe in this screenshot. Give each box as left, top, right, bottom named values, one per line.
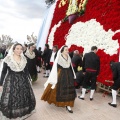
left=108, top=103, right=117, bottom=107
left=78, top=96, right=84, bottom=100
left=90, top=98, right=93, bottom=101
left=43, top=76, right=49, bottom=78
left=43, top=73, right=46, bottom=74
left=75, top=86, right=80, bottom=89
left=66, top=106, right=73, bottom=113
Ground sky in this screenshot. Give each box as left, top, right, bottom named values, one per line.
left=0, top=0, right=47, bottom=44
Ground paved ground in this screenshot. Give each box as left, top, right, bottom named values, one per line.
left=29, top=70, right=120, bottom=120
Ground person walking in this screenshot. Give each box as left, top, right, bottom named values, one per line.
left=0, top=43, right=36, bottom=119
left=41, top=45, right=76, bottom=113
left=24, top=43, right=38, bottom=82
left=72, top=50, right=82, bottom=73
left=78, top=46, right=100, bottom=101
left=42, top=44, right=52, bottom=77
left=108, top=61, right=120, bottom=107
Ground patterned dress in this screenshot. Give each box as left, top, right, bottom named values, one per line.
left=41, top=54, right=76, bottom=107
left=0, top=56, right=36, bottom=119
left=25, top=49, right=38, bottom=82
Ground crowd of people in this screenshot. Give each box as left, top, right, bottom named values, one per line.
left=0, top=46, right=8, bottom=61
left=0, top=43, right=119, bottom=119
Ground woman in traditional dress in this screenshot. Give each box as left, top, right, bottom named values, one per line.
left=24, top=43, right=38, bottom=82
left=0, top=43, right=36, bottom=119
left=41, top=45, right=76, bottom=113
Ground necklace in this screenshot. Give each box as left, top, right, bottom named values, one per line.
left=61, top=54, right=68, bottom=61
left=29, top=49, right=33, bottom=54
left=30, top=52, right=33, bottom=55
left=13, top=57, right=21, bottom=69
left=16, top=62, right=20, bottom=65
left=15, top=61, right=21, bottom=69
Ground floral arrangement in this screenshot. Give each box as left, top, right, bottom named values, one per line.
left=47, top=0, right=120, bottom=85
left=62, top=0, right=88, bottom=23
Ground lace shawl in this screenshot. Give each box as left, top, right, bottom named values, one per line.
left=4, top=55, right=27, bottom=72
left=25, top=49, right=35, bottom=59
left=57, top=53, right=71, bottom=68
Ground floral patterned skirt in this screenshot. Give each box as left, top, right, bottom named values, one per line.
left=0, top=72, right=36, bottom=119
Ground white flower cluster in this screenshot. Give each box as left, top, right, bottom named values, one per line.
left=65, top=19, right=119, bottom=55
left=48, top=21, right=62, bottom=49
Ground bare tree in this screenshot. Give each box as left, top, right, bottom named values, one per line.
left=27, top=32, right=37, bottom=44
left=45, top=0, right=55, bottom=7
left=0, top=35, right=13, bottom=47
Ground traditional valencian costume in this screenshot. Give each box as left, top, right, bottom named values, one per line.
left=0, top=44, right=36, bottom=120
left=41, top=46, right=76, bottom=109
left=24, top=43, right=38, bottom=82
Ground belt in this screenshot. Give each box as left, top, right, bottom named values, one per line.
left=50, top=62, right=53, bottom=66
left=86, top=68, right=97, bottom=72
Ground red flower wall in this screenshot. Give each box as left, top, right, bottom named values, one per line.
left=47, top=0, right=120, bottom=85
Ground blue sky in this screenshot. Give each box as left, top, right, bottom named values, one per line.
left=0, top=0, right=46, bottom=44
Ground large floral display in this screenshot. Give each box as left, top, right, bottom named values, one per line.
left=47, top=0, right=120, bottom=85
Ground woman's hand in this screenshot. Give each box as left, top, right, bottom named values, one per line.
left=0, top=86, right=3, bottom=92
left=83, top=72, right=86, bottom=75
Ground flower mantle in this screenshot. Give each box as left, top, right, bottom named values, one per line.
left=47, top=0, right=120, bottom=85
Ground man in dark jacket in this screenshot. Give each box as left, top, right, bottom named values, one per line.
left=37, top=47, right=42, bottom=73
left=72, top=50, right=82, bottom=73
left=108, top=61, right=120, bottom=107
left=49, top=45, right=58, bottom=71
left=69, top=51, right=74, bottom=59
left=33, top=45, right=39, bottom=66
left=78, top=46, right=100, bottom=101
left=42, top=44, right=52, bottom=77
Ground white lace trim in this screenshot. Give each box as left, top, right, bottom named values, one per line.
left=25, top=49, right=35, bottom=59
left=4, top=55, right=27, bottom=72
left=57, top=53, right=71, bottom=68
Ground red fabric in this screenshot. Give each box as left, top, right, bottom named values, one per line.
left=50, top=62, right=53, bottom=66
left=74, top=81, right=79, bottom=87
left=37, top=57, right=41, bottom=60
left=86, top=68, right=97, bottom=72
left=72, top=63, right=76, bottom=67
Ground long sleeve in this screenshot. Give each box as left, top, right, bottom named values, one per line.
left=78, top=57, right=82, bottom=67
left=0, top=62, right=8, bottom=86
left=82, top=54, right=86, bottom=72
left=46, top=50, right=52, bottom=63
left=111, top=63, right=118, bottom=81
left=24, top=64, right=31, bottom=81
left=42, top=49, right=47, bottom=60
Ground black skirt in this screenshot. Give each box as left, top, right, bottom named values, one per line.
left=26, top=57, right=38, bottom=82
left=0, top=71, right=36, bottom=119
left=56, top=65, right=76, bottom=102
